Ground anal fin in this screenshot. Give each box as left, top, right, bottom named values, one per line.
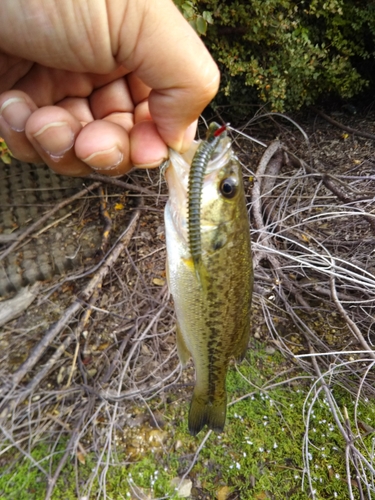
left=176, top=320, right=191, bottom=367
left=234, top=326, right=251, bottom=362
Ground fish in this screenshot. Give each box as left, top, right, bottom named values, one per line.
left=164, top=124, right=253, bottom=436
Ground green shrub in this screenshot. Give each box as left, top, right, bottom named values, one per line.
left=175, top=0, right=375, bottom=112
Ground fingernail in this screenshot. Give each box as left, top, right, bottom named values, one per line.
left=82, top=146, right=123, bottom=171
left=33, top=122, right=74, bottom=157
left=133, top=158, right=167, bottom=169
left=0, top=97, right=32, bottom=132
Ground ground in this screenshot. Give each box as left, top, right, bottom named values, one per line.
left=0, top=104, right=375, bottom=499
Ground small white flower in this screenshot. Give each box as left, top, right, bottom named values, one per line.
left=273, top=442, right=278, bottom=449
left=259, top=447, right=264, bottom=452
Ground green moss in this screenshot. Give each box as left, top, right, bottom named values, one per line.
left=1, top=344, right=374, bottom=499
left=0, top=441, right=64, bottom=500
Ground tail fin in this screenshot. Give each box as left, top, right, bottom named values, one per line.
left=188, top=388, right=227, bottom=436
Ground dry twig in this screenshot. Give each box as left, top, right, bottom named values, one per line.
left=0, top=204, right=141, bottom=415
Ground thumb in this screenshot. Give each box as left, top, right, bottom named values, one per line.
left=114, top=0, right=220, bottom=151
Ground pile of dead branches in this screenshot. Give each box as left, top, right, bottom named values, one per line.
left=241, top=109, right=375, bottom=499
left=0, top=171, right=180, bottom=498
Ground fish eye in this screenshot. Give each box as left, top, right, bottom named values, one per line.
left=220, top=177, right=237, bottom=198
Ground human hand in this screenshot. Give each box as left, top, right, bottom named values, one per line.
left=0, top=0, right=219, bottom=176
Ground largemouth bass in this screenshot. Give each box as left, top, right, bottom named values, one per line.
left=164, top=124, right=253, bottom=435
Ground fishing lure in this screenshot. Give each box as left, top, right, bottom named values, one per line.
left=187, top=123, right=227, bottom=280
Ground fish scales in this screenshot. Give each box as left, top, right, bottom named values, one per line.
left=164, top=129, right=253, bottom=435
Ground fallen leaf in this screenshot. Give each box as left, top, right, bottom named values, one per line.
left=358, top=420, right=375, bottom=434
left=170, top=478, right=192, bottom=498
left=98, top=342, right=110, bottom=351
left=216, top=485, right=231, bottom=500
left=77, top=451, right=86, bottom=465
left=255, top=492, right=268, bottom=500
left=152, top=278, right=165, bottom=286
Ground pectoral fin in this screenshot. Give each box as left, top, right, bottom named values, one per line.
left=182, top=256, right=209, bottom=293
left=234, top=326, right=251, bottom=362
left=193, top=259, right=209, bottom=294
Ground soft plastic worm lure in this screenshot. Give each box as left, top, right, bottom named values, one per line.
left=187, top=123, right=227, bottom=277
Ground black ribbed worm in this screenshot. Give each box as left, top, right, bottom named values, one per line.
left=188, top=122, right=227, bottom=276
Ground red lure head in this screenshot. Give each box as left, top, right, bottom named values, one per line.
left=213, top=123, right=229, bottom=137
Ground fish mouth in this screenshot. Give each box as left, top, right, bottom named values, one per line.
left=205, top=137, right=232, bottom=172
left=164, top=133, right=234, bottom=244
left=169, top=137, right=232, bottom=173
